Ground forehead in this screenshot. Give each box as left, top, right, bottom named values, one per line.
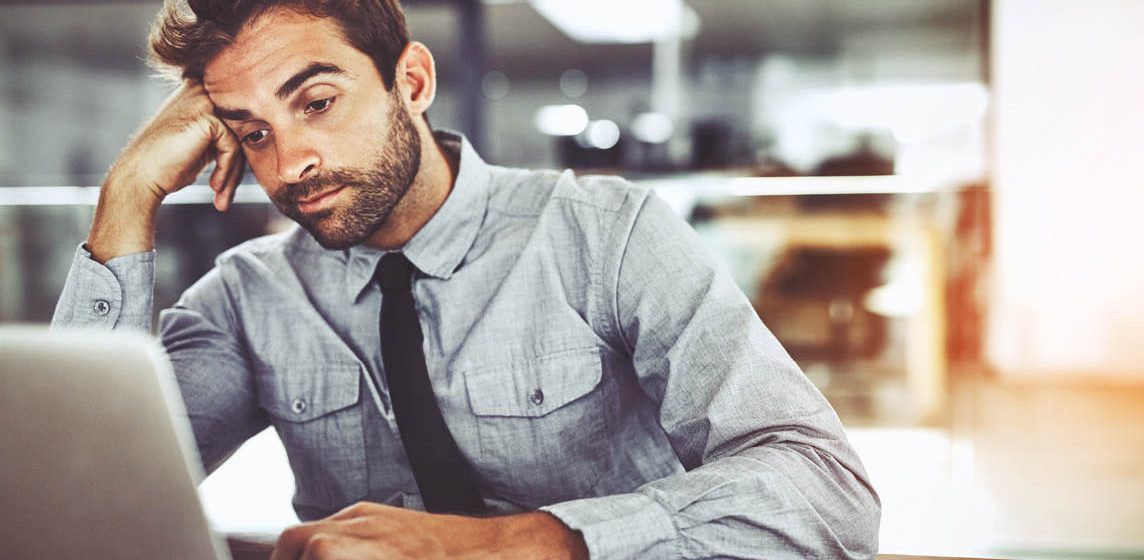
left=203, top=9, right=365, bottom=97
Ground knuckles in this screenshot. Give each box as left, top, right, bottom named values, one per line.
left=344, top=501, right=379, bottom=517
left=277, top=524, right=311, bottom=549
left=302, top=533, right=339, bottom=558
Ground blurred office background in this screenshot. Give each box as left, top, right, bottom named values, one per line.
left=1, top=0, right=1142, bottom=557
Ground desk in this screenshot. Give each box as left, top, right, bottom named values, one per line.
left=226, top=535, right=275, bottom=560
left=227, top=535, right=1002, bottom=560
left=879, top=556, right=1002, bottom=560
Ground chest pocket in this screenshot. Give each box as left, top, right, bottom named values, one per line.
left=463, top=347, right=613, bottom=508
left=256, top=359, right=368, bottom=513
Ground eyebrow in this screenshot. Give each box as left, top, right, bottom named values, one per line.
left=213, top=106, right=253, bottom=121
left=212, top=62, right=348, bottom=122
left=276, top=62, right=347, bottom=100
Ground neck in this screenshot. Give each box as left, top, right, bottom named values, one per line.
left=364, top=128, right=458, bottom=250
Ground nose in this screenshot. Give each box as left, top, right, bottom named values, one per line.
left=275, top=131, right=321, bottom=184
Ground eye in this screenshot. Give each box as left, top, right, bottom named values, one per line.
left=242, top=129, right=270, bottom=146
left=305, top=97, right=335, bottom=114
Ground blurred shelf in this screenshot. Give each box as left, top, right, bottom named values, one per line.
left=0, top=184, right=270, bottom=207
left=707, top=213, right=948, bottom=423
left=639, top=174, right=931, bottom=197
left=1, top=174, right=978, bottom=207
left=633, top=173, right=965, bottom=217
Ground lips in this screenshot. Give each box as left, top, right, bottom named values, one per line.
left=296, top=186, right=346, bottom=213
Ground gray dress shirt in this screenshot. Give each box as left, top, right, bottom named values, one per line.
left=53, top=132, right=880, bottom=559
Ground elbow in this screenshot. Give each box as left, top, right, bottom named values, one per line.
left=806, top=483, right=880, bottom=559
left=802, top=445, right=882, bottom=557
left=838, top=471, right=882, bottom=558
left=856, top=486, right=882, bottom=556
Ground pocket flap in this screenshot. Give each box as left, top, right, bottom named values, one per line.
left=464, top=347, right=602, bottom=417
left=256, top=359, right=363, bottom=422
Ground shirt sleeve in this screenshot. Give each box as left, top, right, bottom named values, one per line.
left=541, top=192, right=881, bottom=559
left=51, top=243, right=156, bottom=330
left=50, top=242, right=267, bottom=475
left=158, top=263, right=269, bottom=475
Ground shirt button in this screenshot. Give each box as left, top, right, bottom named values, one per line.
left=291, top=398, right=308, bottom=415
left=529, top=388, right=544, bottom=406
left=92, top=300, right=111, bottom=316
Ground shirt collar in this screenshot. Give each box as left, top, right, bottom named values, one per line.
left=342, top=130, right=491, bottom=299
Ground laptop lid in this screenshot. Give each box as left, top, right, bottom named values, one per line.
left=0, top=327, right=230, bottom=560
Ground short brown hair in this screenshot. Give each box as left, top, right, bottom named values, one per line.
left=149, top=0, right=410, bottom=88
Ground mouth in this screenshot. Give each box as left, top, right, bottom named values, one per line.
left=296, top=186, right=347, bottom=214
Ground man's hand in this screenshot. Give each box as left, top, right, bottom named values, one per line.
left=87, top=81, right=244, bottom=262
left=269, top=502, right=589, bottom=560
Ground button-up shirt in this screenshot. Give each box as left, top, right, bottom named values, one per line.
left=53, top=132, right=879, bottom=559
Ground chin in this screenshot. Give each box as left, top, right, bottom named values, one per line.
left=310, top=234, right=360, bottom=251
left=307, top=223, right=367, bottom=250
left=304, top=214, right=387, bottom=251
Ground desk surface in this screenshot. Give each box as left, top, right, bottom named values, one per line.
left=879, top=556, right=999, bottom=560
left=227, top=536, right=1002, bottom=560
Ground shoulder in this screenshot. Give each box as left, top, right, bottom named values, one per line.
left=486, top=165, right=653, bottom=222
left=212, top=226, right=316, bottom=277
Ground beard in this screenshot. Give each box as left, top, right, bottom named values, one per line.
left=271, top=93, right=422, bottom=250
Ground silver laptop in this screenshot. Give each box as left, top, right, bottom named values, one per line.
left=0, top=327, right=230, bottom=560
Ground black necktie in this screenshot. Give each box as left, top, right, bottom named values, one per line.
left=377, top=253, right=485, bottom=514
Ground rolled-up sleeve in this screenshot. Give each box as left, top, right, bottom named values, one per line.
left=544, top=192, right=880, bottom=559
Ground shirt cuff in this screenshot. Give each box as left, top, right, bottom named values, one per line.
left=540, top=492, right=677, bottom=560
left=51, top=243, right=155, bottom=331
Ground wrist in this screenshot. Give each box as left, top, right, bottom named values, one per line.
left=104, top=157, right=168, bottom=206
left=485, top=512, right=588, bottom=560
left=86, top=171, right=163, bottom=264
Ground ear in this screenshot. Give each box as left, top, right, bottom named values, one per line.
left=394, top=41, right=437, bottom=118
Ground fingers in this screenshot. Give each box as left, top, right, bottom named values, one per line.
left=298, top=533, right=377, bottom=560
left=328, top=501, right=382, bottom=521
left=224, top=150, right=246, bottom=208
left=183, top=80, right=246, bottom=212
left=272, top=522, right=379, bottom=560
left=207, top=117, right=244, bottom=212
left=272, top=504, right=397, bottom=560
left=212, top=148, right=244, bottom=212
left=271, top=522, right=323, bottom=560
left=269, top=505, right=458, bottom=560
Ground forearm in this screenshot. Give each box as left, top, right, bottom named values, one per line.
left=87, top=79, right=245, bottom=263
left=86, top=166, right=164, bottom=264
left=51, top=146, right=165, bottom=329
left=489, top=512, right=588, bottom=560
left=650, top=442, right=879, bottom=559
left=543, top=439, right=879, bottom=560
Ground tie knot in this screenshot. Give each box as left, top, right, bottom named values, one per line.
left=378, top=253, right=415, bottom=292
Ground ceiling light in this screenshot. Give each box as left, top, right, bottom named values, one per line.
left=535, top=104, right=589, bottom=136
left=559, top=69, right=589, bottom=98
left=585, top=120, right=621, bottom=149
left=530, top=0, right=700, bottom=44
left=481, top=71, right=510, bottom=100
left=631, top=112, right=674, bottom=144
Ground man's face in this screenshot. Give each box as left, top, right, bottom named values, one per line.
left=203, top=9, right=420, bottom=250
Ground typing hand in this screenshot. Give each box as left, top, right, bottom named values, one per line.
left=268, top=501, right=587, bottom=560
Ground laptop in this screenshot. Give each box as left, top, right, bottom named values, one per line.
left=0, top=327, right=231, bottom=560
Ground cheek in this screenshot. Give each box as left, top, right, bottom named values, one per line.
left=246, top=157, right=281, bottom=196
left=243, top=150, right=272, bottom=181
left=334, top=105, right=391, bottom=150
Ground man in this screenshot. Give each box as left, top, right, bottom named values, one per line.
left=53, top=0, right=880, bottom=558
